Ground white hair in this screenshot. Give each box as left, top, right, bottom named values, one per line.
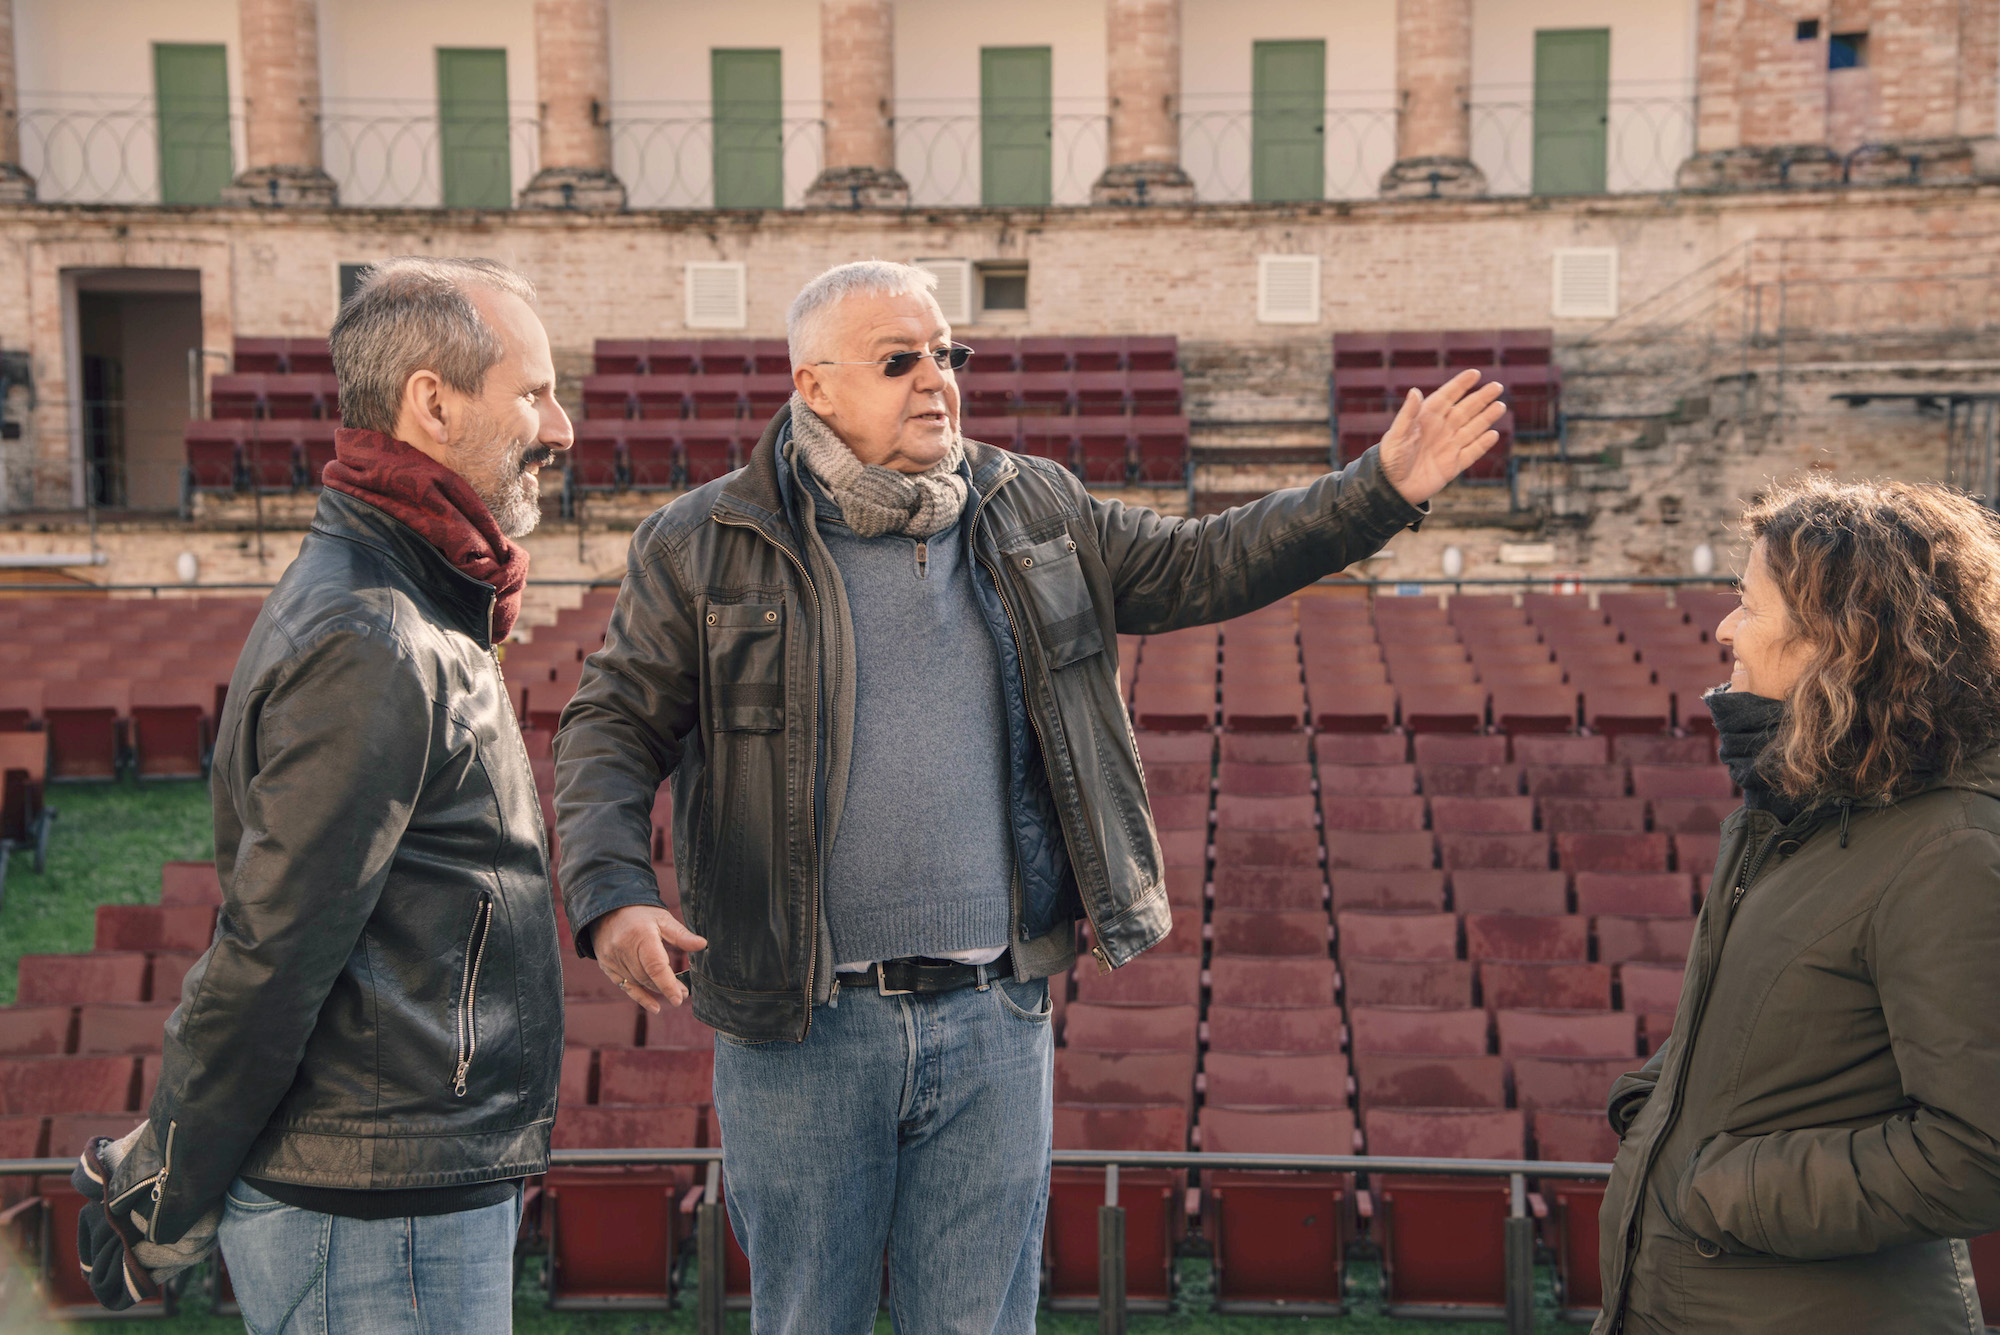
left=785, top=260, right=940, bottom=369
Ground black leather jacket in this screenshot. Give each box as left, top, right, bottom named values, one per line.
left=554, top=409, right=1422, bottom=1043
left=144, top=488, right=562, bottom=1244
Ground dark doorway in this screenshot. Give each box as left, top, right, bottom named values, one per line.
left=71, top=270, right=203, bottom=512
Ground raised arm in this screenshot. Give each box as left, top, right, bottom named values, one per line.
left=1094, top=370, right=1505, bottom=635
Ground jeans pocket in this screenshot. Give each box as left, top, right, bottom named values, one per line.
left=992, top=976, right=1052, bottom=1023
left=224, top=1177, right=291, bottom=1214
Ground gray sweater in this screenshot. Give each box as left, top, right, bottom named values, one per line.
left=810, top=491, right=1015, bottom=967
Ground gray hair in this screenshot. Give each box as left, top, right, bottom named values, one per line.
left=785, top=260, right=940, bottom=368
left=329, top=256, right=538, bottom=434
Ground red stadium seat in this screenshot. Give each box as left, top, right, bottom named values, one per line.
left=1616, top=962, right=1684, bottom=1015
left=544, top=1103, right=701, bottom=1308
left=1495, top=1010, right=1636, bottom=1059
left=1208, top=909, right=1329, bottom=957
left=1513, top=735, right=1608, bottom=766
left=1321, top=796, right=1425, bottom=831
left=1594, top=915, right=1697, bottom=965
left=1330, top=869, right=1444, bottom=912
left=1451, top=870, right=1568, bottom=915
left=595, top=1049, right=715, bottom=1108
left=1047, top=1103, right=1187, bottom=1310
left=1315, top=732, right=1409, bottom=765
left=15, top=953, right=149, bottom=1005
left=1574, top=872, right=1696, bottom=917
left=0, top=1005, right=73, bottom=1056
left=1073, top=954, right=1201, bottom=1008
left=1211, top=865, right=1323, bottom=912
left=1511, top=1056, right=1637, bottom=1113
left=1319, top=762, right=1416, bottom=796
left=1463, top=914, right=1589, bottom=962
left=1324, top=831, right=1434, bottom=871
left=1539, top=797, right=1648, bottom=833
left=1207, top=957, right=1337, bottom=1009
left=1430, top=796, right=1535, bottom=833
left=1062, top=1003, right=1199, bottom=1053
left=148, top=952, right=202, bottom=1006
left=1420, top=764, right=1524, bottom=798
left=1200, top=1051, right=1347, bottom=1111
left=1198, top=1107, right=1356, bottom=1311
left=1365, top=1108, right=1524, bottom=1315
left=1204, top=1005, right=1342, bottom=1056
left=1438, top=832, right=1552, bottom=872
left=1558, top=833, right=1670, bottom=873
left=74, top=1003, right=177, bottom=1055
left=43, top=680, right=128, bottom=780
left=1343, top=959, right=1473, bottom=1009
left=129, top=678, right=211, bottom=777
left=1215, top=827, right=1321, bottom=868
left=94, top=903, right=216, bottom=953
left=1055, top=1050, right=1197, bottom=1108
left=1350, top=1006, right=1487, bottom=1055
left=1354, top=1052, right=1506, bottom=1109
left=564, top=1000, right=642, bottom=1049
left=1337, top=912, right=1457, bottom=961
left=0, top=1054, right=136, bottom=1115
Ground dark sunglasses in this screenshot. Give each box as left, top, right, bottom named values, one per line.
left=813, top=343, right=974, bottom=377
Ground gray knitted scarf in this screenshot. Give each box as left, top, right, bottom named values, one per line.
left=788, top=393, right=968, bottom=539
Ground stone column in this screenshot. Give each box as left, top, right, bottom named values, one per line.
left=225, top=0, right=338, bottom=206
left=520, top=0, right=626, bottom=210
left=0, top=0, right=35, bottom=202
left=1091, top=0, right=1194, bottom=205
left=804, top=0, right=908, bottom=208
left=1378, top=0, right=1486, bottom=197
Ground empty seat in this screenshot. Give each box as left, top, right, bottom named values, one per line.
left=1525, top=765, right=1627, bottom=799
left=1479, top=959, right=1612, bottom=1011
left=1595, top=915, right=1697, bottom=965
left=1574, top=872, right=1696, bottom=917
left=1337, top=912, right=1457, bottom=961
left=1201, top=1051, right=1347, bottom=1110
left=1073, top=954, right=1201, bottom=1007
left=1329, top=869, right=1445, bottom=912
left=1196, top=1106, right=1357, bottom=1311
left=565, top=999, right=643, bottom=1050
left=1343, top=959, right=1474, bottom=1008
left=544, top=1103, right=702, bottom=1307
left=1364, top=1108, right=1524, bottom=1312
left=1558, top=833, right=1670, bottom=873
left=43, top=681, right=128, bottom=780
left=1539, top=797, right=1648, bottom=833
left=148, top=952, right=202, bottom=1006
left=74, top=1003, right=177, bottom=1055
left=595, top=1048, right=716, bottom=1107
left=1048, top=1103, right=1188, bottom=1307
left=1211, top=866, right=1323, bottom=911
left=1616, top=962, right=1684, bottom=1015
left=1430, top=797, right=1535, bottom=833
left=1315, top=733, right=1409, bottom=765
left=1055, top=1050, right=1197, bottom=1108
left=1062, top=1003, right=1199, bottom=1053
left=1354, top=1052, right=1506, bottom=1109
left=129, top=678, right=211, bottom=778
left=1451, top=870, right=1568, bottom=916
left=1215, top=828, right=1322, bottom=867
left=1324, top=831, right=1434, bottom=871
left=1207, top=957, right=1337, bottom=1008
left=1438, top=832, right=1551, bottom=871
left=1495, top=1010, right=1637, bottom=1059
left=159, top=861, right=222, bottom=906
left=1674, top=832, right=1721, bottom=876
left=1209, top=909, right=1329, bottom=957
left=0, top=1054, right=136, bottom=1115
left=1420, top=764, right=1524, bottom=798
left=1533, top=1109, right=1621, bottom=1163
left=1511, top=1056, right=1637, bottom=1113
left=1512, top=735, right=1608, bottom=766
left=15, top=953, right=149, bottom=1005
left=1463, top=914, right=1589, bottom=962
left=93, top=903, right=216, bottom=953
left=1204, top=1005, right=1342, bottom=1056
left=1350, top=1005, right=1487, bottom=1055
left=0, top=1005, right=73, bottom=1056
left=1318, top=763, right=1417, bottom=797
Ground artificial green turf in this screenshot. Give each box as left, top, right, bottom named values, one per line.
left=0, top=779, right=1549, bottom=1332
left=0, top=776, right=214, bottom=1006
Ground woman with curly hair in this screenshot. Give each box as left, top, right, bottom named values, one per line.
left=1595, top=476, right=2000, bottom=1334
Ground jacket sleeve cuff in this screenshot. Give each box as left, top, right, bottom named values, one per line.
left=1343, top=445, right=1429, bottom=537
left=564, top=871, right=671, bottom=959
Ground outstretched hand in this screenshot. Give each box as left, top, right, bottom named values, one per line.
left=1376, top=368, right=1508, bottom=507
left=589, top=903, right=708, bottom=1013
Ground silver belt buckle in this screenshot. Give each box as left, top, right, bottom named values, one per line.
left=875, top=961, right=913, bottom=996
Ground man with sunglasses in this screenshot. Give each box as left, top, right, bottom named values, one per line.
left=554, top=260, right=1504, bottom=1333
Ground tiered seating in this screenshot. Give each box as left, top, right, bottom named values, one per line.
left=955, top=336, right=1188, bottom=486
left=0, top=597, right=262, bottom=781
left=1330, top=330, right=1562, bottom=481
left=184, top=337, right=341, bottom=496
left=574, top=340, right=796, bottom=496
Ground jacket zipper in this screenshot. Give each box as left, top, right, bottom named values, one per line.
left=145, top=1119, right=178, bottom=1227
left=453, top=894, right=493, bottom=1096
left=967, top=479, right=1114, bottom=971
left=714, top=513, right=825, bottom=1038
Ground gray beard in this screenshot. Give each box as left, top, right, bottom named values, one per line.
left=455, top=427, right=542, bottom=538
left=477, top=467, right=541, bottom=539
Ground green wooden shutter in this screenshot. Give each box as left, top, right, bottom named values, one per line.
left=713, top=49, right=783, bottom=209
left=438, top=48, right=511, bottom=209
left=1533, top=29, right=1610, bottom=195
left=154, top=44, right=232, bottom=206
left=981, top=47, right=1052, bottom=207
left=1252, top=40, right=1325, bottom=203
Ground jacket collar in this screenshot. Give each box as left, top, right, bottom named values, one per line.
left=310, top=487, right=501, bottom=647
left=717, top=404, right=1017, bottom=542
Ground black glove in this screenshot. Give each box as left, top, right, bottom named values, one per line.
left=71, top=1123, right=220, bottom=1312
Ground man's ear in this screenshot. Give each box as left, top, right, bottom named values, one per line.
left=400, top=368, right=450, bottom=451
left=794, top=364, right=835, bottom=418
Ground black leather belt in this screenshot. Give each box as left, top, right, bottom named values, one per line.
left=835, top=956, right=1009, bottom=996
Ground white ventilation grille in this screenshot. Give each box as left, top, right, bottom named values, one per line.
left=1257, top=254, right=1321, bottom=325
left=685, top=262, right=747, bottom=329
left=1551, top=247, right=1619, bottom=319
left=913, top=258, right=974, bottom=325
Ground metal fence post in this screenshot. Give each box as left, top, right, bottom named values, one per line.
left=1504, top=1170, right=1534, bottom=1335
left=696, top=1162, right=725, bottom=1335
left=1098, top=1162, right=1126, bottom=1335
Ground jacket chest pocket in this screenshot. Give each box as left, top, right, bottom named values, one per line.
left=703, top=602, right=787, bottom=732
left=1003, top=535, right=1104, bottom=670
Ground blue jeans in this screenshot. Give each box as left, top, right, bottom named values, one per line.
left=713, top=970, right=1055, bottom=1335
left=216, top=1179, right=522, bottom=1334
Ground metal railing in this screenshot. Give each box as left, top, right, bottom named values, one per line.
left=0, top=1148, right=1609, bottom=1333
left=894, top=111, right=1110, bottom=208
left=321, top=100, right=542, bottom=209
left=1468, top=90, right=1696, bottom=197
left=611, top=112, right=827, bottom=210
left=1177, top=102, right=1399, bottom=203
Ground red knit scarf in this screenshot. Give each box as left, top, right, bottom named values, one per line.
left=322, top=428, right=530, bottom=641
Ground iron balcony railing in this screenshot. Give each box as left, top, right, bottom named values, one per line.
left=0, top=1147, right=1608, bottom=1334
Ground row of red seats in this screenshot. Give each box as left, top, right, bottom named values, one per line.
left=591, top=336, right=1178, bottom=378
left=0, top=679, right=226, bottom=779
left=956, top=369, right=1182, bottom=417
left=184, top=419, right=338, bottom=492
left=209, top=372, right=341, bottom=422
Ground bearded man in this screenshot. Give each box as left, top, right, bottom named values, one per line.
left=71, top=256, right=571, bottom=1333
left=553, top=260, right=1504, bottom=1332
